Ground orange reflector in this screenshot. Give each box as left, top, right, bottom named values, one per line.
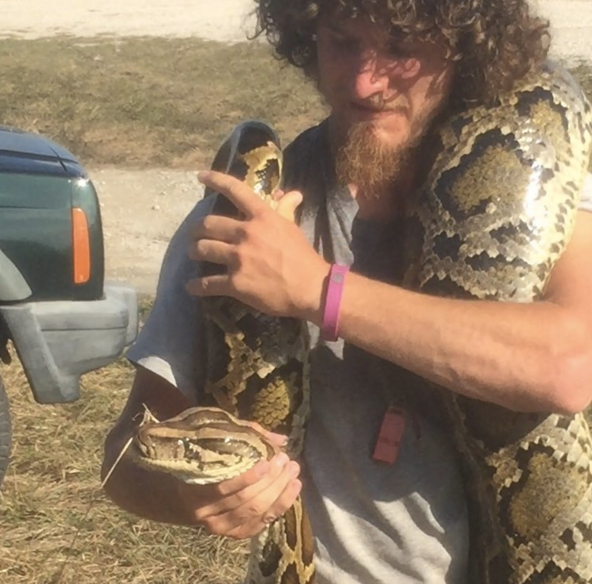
left=72, top=207, right=91, bottom=284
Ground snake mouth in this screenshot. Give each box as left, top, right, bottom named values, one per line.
left=132, top=430, right=269, bottom=484
left=132, top=433, right=170, bottom=467
left=133, top=434, right=154, bottom=459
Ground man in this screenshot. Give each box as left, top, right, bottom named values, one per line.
left=102, top=1, right=592, bottom=583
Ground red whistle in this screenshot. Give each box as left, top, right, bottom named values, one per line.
left=372, top=406, right=406, bottom=465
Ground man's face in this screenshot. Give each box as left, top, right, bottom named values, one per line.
left=314, top=16, right=454, bottom=192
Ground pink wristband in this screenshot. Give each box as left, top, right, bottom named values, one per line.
left=321, top=264, right=349, bottom=342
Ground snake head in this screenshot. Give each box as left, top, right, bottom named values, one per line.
left=132, top=406, right=279, bottom=484
left=206, top=120, right=282, bottom=206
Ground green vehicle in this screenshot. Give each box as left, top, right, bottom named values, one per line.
left=0, top=126, right=137, bottom=486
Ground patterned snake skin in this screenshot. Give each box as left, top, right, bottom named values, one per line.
left=402, top=62, right=592, bottom=583
left=199, top=121, right=316, bottom=584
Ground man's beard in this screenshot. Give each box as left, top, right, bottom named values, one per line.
left=333, top=121, right=410, bottom=198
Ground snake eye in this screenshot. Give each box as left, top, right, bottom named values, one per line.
left=181, top=438, right=203, bottom=462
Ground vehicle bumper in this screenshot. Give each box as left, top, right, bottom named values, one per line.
left=0, top=283, right=138, bottom=403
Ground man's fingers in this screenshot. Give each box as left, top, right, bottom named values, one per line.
left=262, top=430, right=289, bottom=450
left=186, top=275, right=230, bottom=298
left=190, top=214, right=243, bottom=243
left=188, top=239, right=235, bottom=266
left=216, top=454, right=291, bottom=509
left=211, top=458, right=276, bottom=499
left=259, top=476, right=302, bottom=526
left=196, top=455, right=295, bottom=532
left=272, top=188, right=285, bottom=202
left=218, top=462, right=301, bottom=538
left=244, top=421, right=288, bottom=450
left=198, top=170, right=267, bottom=218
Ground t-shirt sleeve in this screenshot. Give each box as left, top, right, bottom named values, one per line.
left=580, top=173, right=592, bottom=213
left=126, top=197, right=215, bottom=402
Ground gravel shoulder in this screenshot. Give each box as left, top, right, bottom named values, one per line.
left=93, top=169, right=201, bottom=295
left=3, top=0, right=591, bottom=294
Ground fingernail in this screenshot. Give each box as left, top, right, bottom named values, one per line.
left=197, top=170, right=211, bottom=182
left=288, top=462, right=300, bottom=479
left=268, top=432, right=289, bottom=447
left=273, top=453, right=289, bottom=469
left=263, top=515, right=277, bottom=525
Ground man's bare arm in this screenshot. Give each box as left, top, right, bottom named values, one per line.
left=335, top=211, right=592, bottom=414
left=101, top=367, right=200, bottom=525
left=189, top=171, right=592, bottom=415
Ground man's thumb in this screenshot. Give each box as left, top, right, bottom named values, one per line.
left=276, top=190, right=303, bottom=222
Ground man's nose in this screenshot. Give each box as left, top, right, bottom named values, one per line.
left=351, top=51, right=421, bottom=100
left=351, top=50, right=390, bottom=100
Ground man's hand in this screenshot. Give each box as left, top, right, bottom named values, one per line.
left=103, top=368, right=302, bottom=534
left=177, top=430, right=302, bottom=539
left=186, top=170, right=330, bottom=322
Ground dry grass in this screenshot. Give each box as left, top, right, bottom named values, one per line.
left=573, top=62, right=592, bottom=116
left=0, top=348, right=249, bottom=584
left=0, top=36, right=325, bottom=169
left=0, top=36, right=591, bottom=584
left=0, top=36, right=589, bottom=169
left=2, top=343, right=592, bottom=583
left=0, top=299, right=249, bottom=584
left=0, top=35, right=318, bottom=584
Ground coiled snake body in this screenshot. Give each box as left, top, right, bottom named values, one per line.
left=134, top=64, right=592, bottom=584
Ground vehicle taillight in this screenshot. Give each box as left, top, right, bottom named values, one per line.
left=71, top=207, right=91, bottom=284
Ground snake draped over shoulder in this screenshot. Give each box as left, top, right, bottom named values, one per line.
left=403, top=62, right=592, bottom=584
left=132, top=62, right=592, bottom=584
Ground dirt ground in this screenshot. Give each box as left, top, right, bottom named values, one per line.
left=92, top=168, right=201, bottom=295
left=3, top=0, right=592, bottom=294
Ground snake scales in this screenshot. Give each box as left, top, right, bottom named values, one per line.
left=133, top=63, right=592, bottom=584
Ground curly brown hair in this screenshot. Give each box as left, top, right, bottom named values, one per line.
left=253, top=0, right=551, bottom=106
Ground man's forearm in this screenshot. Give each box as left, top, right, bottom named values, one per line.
left=333, top=272, right=592, bottom=414
left=101, top=426, right=199, bottom=526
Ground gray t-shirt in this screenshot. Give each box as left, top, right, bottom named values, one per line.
left=127, top=123, right=592, bottom=584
